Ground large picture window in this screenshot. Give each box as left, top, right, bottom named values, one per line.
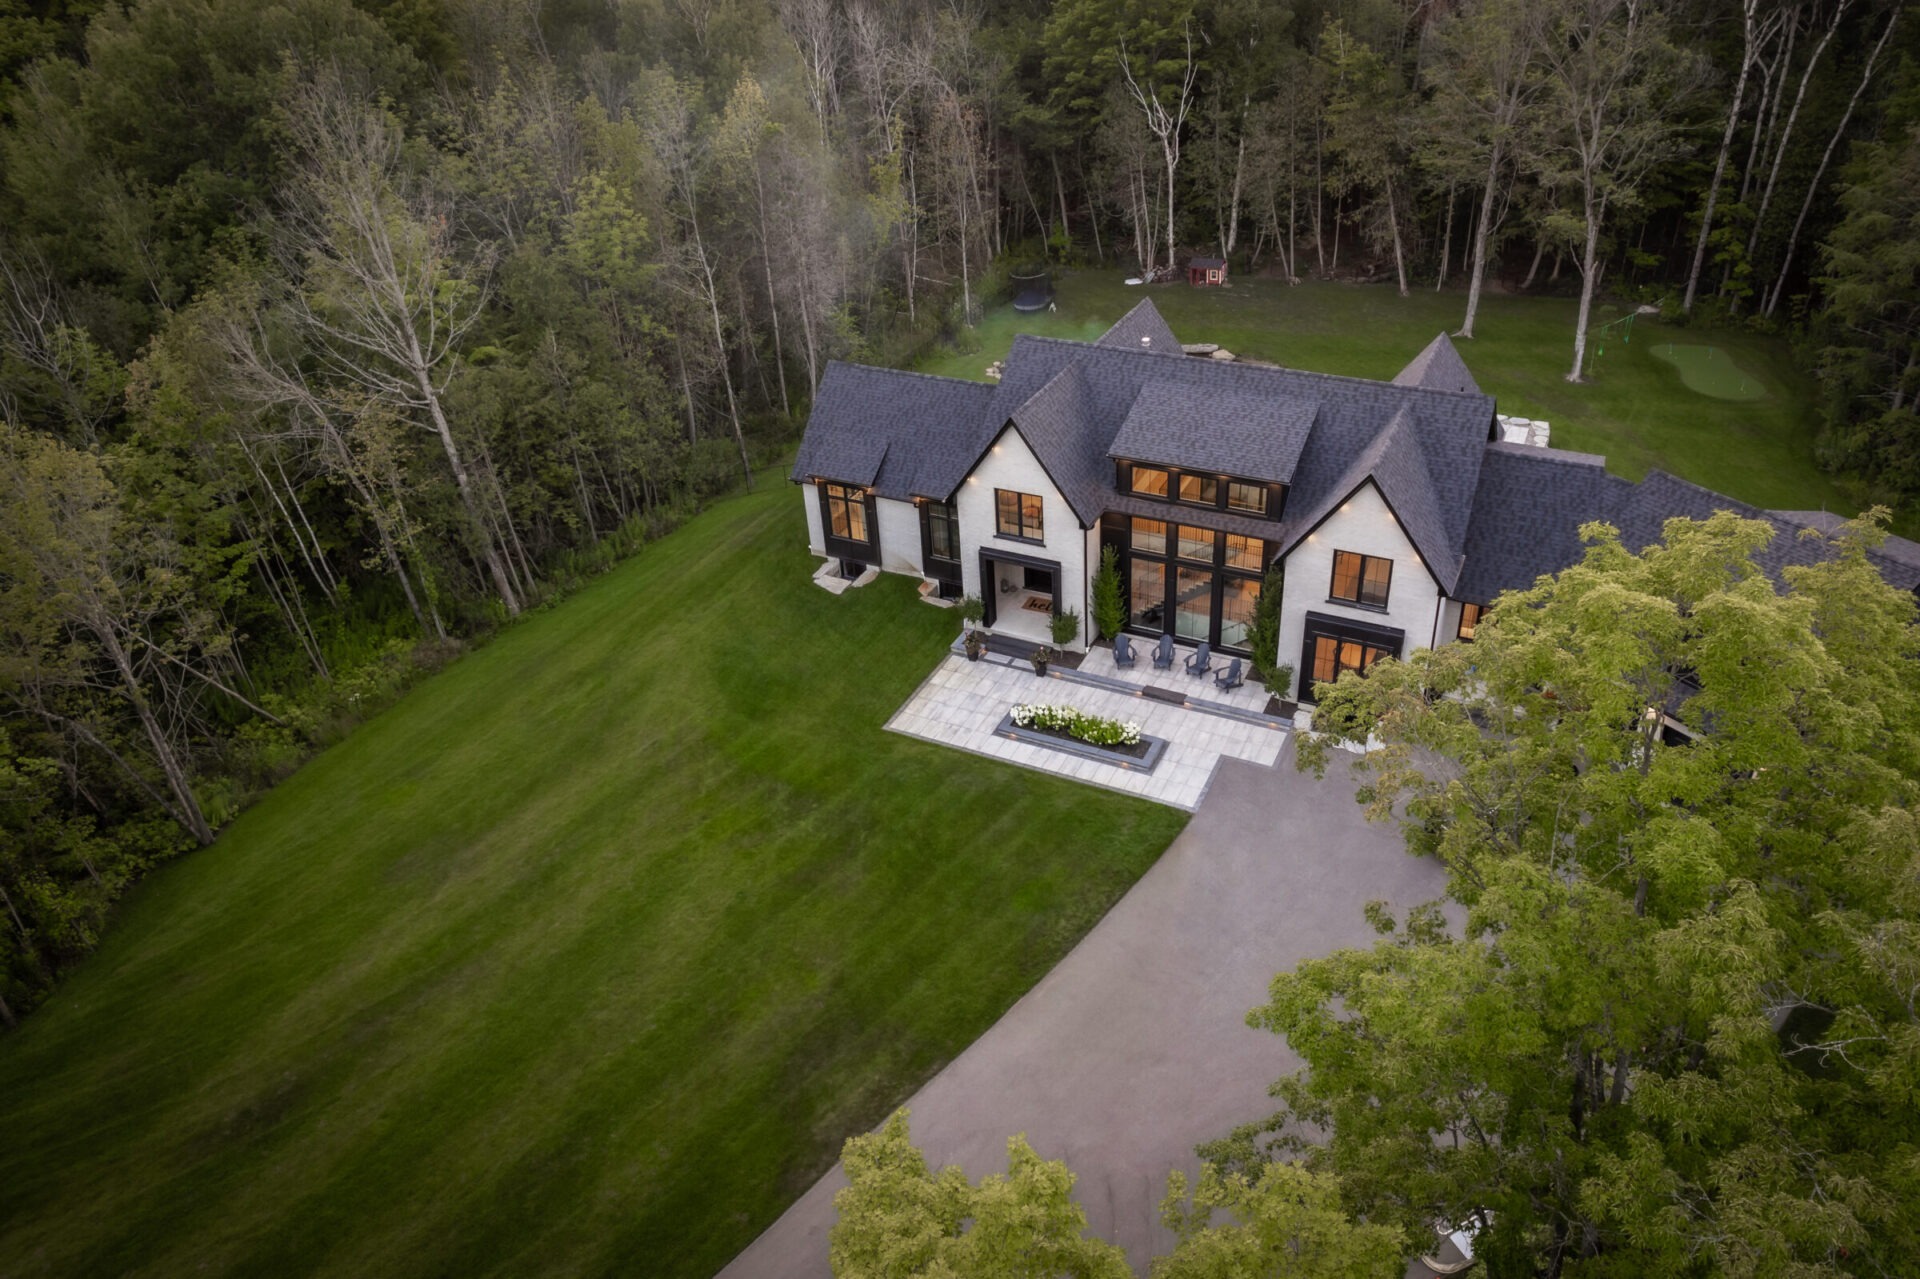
left=1220, top=577, right=1259, bottom=648
left=1174, top=566, right=1212, bottom=639
left=825, top=483, right=868, bottom=542
left=1129, top=560, right=1166, bottom=629
left=995, top=489, right=1044, bottom=541
left=1330, top=550, right=1392, bottom=609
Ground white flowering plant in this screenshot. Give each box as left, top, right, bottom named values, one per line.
left=1009, top=703, right=1143, bottom=748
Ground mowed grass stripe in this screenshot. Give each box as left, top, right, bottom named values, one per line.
left=0, top=483, right=1186, bottom=1279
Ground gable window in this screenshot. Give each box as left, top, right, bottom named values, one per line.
left=926, top=500, right=959, bottom=561
left=1311, top=635, right=1394, bottom=684
left=1178, top=474, right=1219, bottom=507
left=1330, top=550, right=1392, bottom=610
left=825, top=483, right=868, bottom=542
left=1227, top=481, right=1268, bottom=516
left=995, top=488, right=1044, bottom=542
left=1457, top=601, right=1485, bottom=641
left=1130, top=466, right=1170, bottom=498
left=1130, top=516, right=1167, bottom=556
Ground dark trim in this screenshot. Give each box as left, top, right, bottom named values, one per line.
left=1297, top=611, right=1405, bottom=703
left=1329, top=548, right=1394, bottom=611
left=1113, top=459, right=1288, bottom=524
left=918, top=498, right=962, bottom=585
left=1279, top=477, right=1449, bottom=592
left=960, top=421, right=1095, bottom=529
left=979, top=547, right=1065, bottom=630
left=817, top=480, right=878, bottom=565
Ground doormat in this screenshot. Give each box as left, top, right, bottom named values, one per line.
left=1021, top=597, right=1052, bottom=614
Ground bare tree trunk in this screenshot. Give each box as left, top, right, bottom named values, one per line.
left=1385, top=176, right=1409, bottom=297
left=1461, top=148, right=1503, bottom=336
left=1522, top=234, right=1547, bottom=290
left=99, top=622, right=213, bottom=845
left=1224, top=129, right=1247, bottom=257
left=1764, top=7, right=1897, bottom=317
left=689, top=220, right=752, bottom=487
left=1746, top=0, right=1853, bottom=278
left=409, top=347, right=522, bottom=613
left=1436, top=180, right=1457, bottom=292
left=1684, top=0, right=1766, bottom=313
left=1568, top=192, right=1604, bottom=382
left=752, top=170, right=791, bottom=418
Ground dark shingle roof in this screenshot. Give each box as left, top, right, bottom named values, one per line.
left=1107, top=379, right=1316, bottom=484
left=1188, top=256, right=1227, bottom=270
left=1770, top=510, right=1920, bottom=572
left=1455, top=443, right=1618, bottom=601
left=1096, top=299, right=1182, bottom=354
left=1393, top=333, right=1482, bottom=396
left=790, top=362, right=996, bottom=499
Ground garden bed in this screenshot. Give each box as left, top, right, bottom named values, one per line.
left=994, top=707, right=1168, bottom=773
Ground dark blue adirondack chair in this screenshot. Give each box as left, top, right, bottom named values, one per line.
left=1213, top=657, right=1244, bottom=691
left=1184, top=640, right=1213, bottom=676
left=1151, top=634, right=1175, bottom=670
left=1113, top=634, right=1138, bottom=668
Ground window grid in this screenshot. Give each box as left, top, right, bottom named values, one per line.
left=1457, top=601, right=1484, bottom=641
left=825, top=483, right=868, bottom=542
left=995, top=488, right=1044, bottom=541
left=1330, top=550, right=1392, bottom=610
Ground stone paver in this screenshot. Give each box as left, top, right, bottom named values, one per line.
left=886, top=652, right=1287, bottom=810
left=716, top=742, right=1449, bottom=1279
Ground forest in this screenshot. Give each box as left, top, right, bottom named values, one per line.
left=0, top=0, right=1915, bottom=1025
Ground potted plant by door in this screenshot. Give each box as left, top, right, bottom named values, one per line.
left=1030, top=645, right=1056, bottom=678
left=964, top=629, right=986, bottom=661
left=958, top=594, right=985, bottom=632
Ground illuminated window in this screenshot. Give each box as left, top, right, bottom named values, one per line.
left=1330, top=550, right=1392, bottom=609
left=926, top=501, right=959, bottom=561
left=1224, top=534, right=1263, bottom=571
left=1311, top=635, right=1392, bottom=684
left=995, top=489, right=1044, bottom=541
left=1178, top=526, right=1218, bottom=562
left=1130, top=466, right=1170, bottom=498
left=824, top=483, right=868, bottom=542
left=1178, top=473, right=1219, bottom=506
left=1129, top=560, right=1166, bottom=629
left=1227, top=482, right=1267, bottom=515
left=1457, top=601, right=1485, bottom=641
left=1131, top=517, right=1167, bottom=555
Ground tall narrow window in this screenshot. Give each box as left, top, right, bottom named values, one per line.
left=1456, top=601, right=1484, bottom=641
left=926, top=501, right=959, bottom=561
left=825, top=483, right=868, bottom=542
left=1330, top=550, right=1392, bottom=609
left=995, top=489, right=1044, bottom=541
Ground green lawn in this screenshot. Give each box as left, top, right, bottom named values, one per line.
left=0, top=479, right=1186, bottom=1278
left=920, top=272, right=1860, bottom=522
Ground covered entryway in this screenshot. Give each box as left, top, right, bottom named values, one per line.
left=979, top=548, right=1063, bottom=645
left=1297, top=612, right=1404, bottom=704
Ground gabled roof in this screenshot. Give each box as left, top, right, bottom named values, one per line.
left=790, top=362, right=996, bottom=499
left=1275, top=403, right=1466, bottom=592
left=1107, top=379, right=1316, bottom=484
left=1393, top=333, right=1481, bottom=397
left=1004, top=359, right=1108, bottom=526
left=1096, top=299, right=1182, bottom=354
left=1188, top=256, right=1227, bottom=270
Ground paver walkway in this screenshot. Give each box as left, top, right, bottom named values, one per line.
left=887, top=649, right=1289, bottom=810
left=716, top=741, right=1449, bottom=1278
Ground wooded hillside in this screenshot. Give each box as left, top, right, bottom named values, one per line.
left=1, top=0, right=1914, bottom=1024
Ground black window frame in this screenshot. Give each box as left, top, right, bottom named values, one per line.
left=994, top=488, right=1045, bottom=543
left=1226, top=481, right=1268, bottom=516
left=1177, top=473, right=1220, bottom=508
left=924, top=499, right=960, bottom=563
left=1105, top=510, right=1270, bottom=655
left=1115, top=461, right=1288, bottom=523
left=823, top=482, right=870, bottom=544
left=1329, top=549, right=1393, bottom=611
left=1456, top=601, right=1485, bottom=642
left=1129, top=465, right=1171, bottom=498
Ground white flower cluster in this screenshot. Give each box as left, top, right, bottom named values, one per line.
left=1009, top=702, right=1143, bottom=747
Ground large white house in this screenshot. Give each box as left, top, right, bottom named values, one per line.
left=792, top=299, right=1920, bottom=703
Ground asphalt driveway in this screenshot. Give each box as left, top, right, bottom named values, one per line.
left=716, top=739, right=1450, bottom=1277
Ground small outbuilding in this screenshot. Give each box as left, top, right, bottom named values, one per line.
left=1187, top=256, right=1227, bottom=287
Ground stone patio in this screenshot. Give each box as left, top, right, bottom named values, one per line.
left=887, top=641, right=1291, bottom=810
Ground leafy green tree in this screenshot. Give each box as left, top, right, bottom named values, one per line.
left=1154, top=1161, right=1405, bottom=1278
left=1244, top=512, right=1920, bottom=1276
left=831, top=1109, right=1132, bottom=1279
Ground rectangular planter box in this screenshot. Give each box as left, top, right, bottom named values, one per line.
left=993, top=712, right=1168, bottom=773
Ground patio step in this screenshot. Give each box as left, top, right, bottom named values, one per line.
left=1050, top=667, right=1292, bottom=732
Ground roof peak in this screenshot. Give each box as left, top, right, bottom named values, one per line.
left=1392, top=332, right=1482, bottom=397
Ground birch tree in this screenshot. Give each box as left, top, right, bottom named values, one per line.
left=276, top=71, right=522, bottom=612
left=1682, top=0, right=1789, bottom=314
left=1533, top=0, right=1703, bottom=381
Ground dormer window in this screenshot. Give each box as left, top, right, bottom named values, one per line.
left=1130, top=466, right=1170, bottom=498
left=1177, top=474, right=1219, bottom=507
left=1227, top=481, right=1268, bottom=515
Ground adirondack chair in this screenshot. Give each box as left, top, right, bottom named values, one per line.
left=1184, top=640, right=1212, bottom=676
left=1151, top=634, right=1176, bottom=670
left=1213, top=657, right=1244, bottom=691
left=1113, top=634, right=1138, bottom=669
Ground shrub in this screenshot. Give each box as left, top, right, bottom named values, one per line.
left=957, top=594, right=985, bottom=626
left=1050, top=605, right=1082, bottom=647
left=1092, top=546, right=1125, bottom=640
left=1245, top=565, right=1288, bottom=691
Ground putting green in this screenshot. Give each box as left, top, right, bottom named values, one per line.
left=1650, top=341, right=1770, bottom=401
